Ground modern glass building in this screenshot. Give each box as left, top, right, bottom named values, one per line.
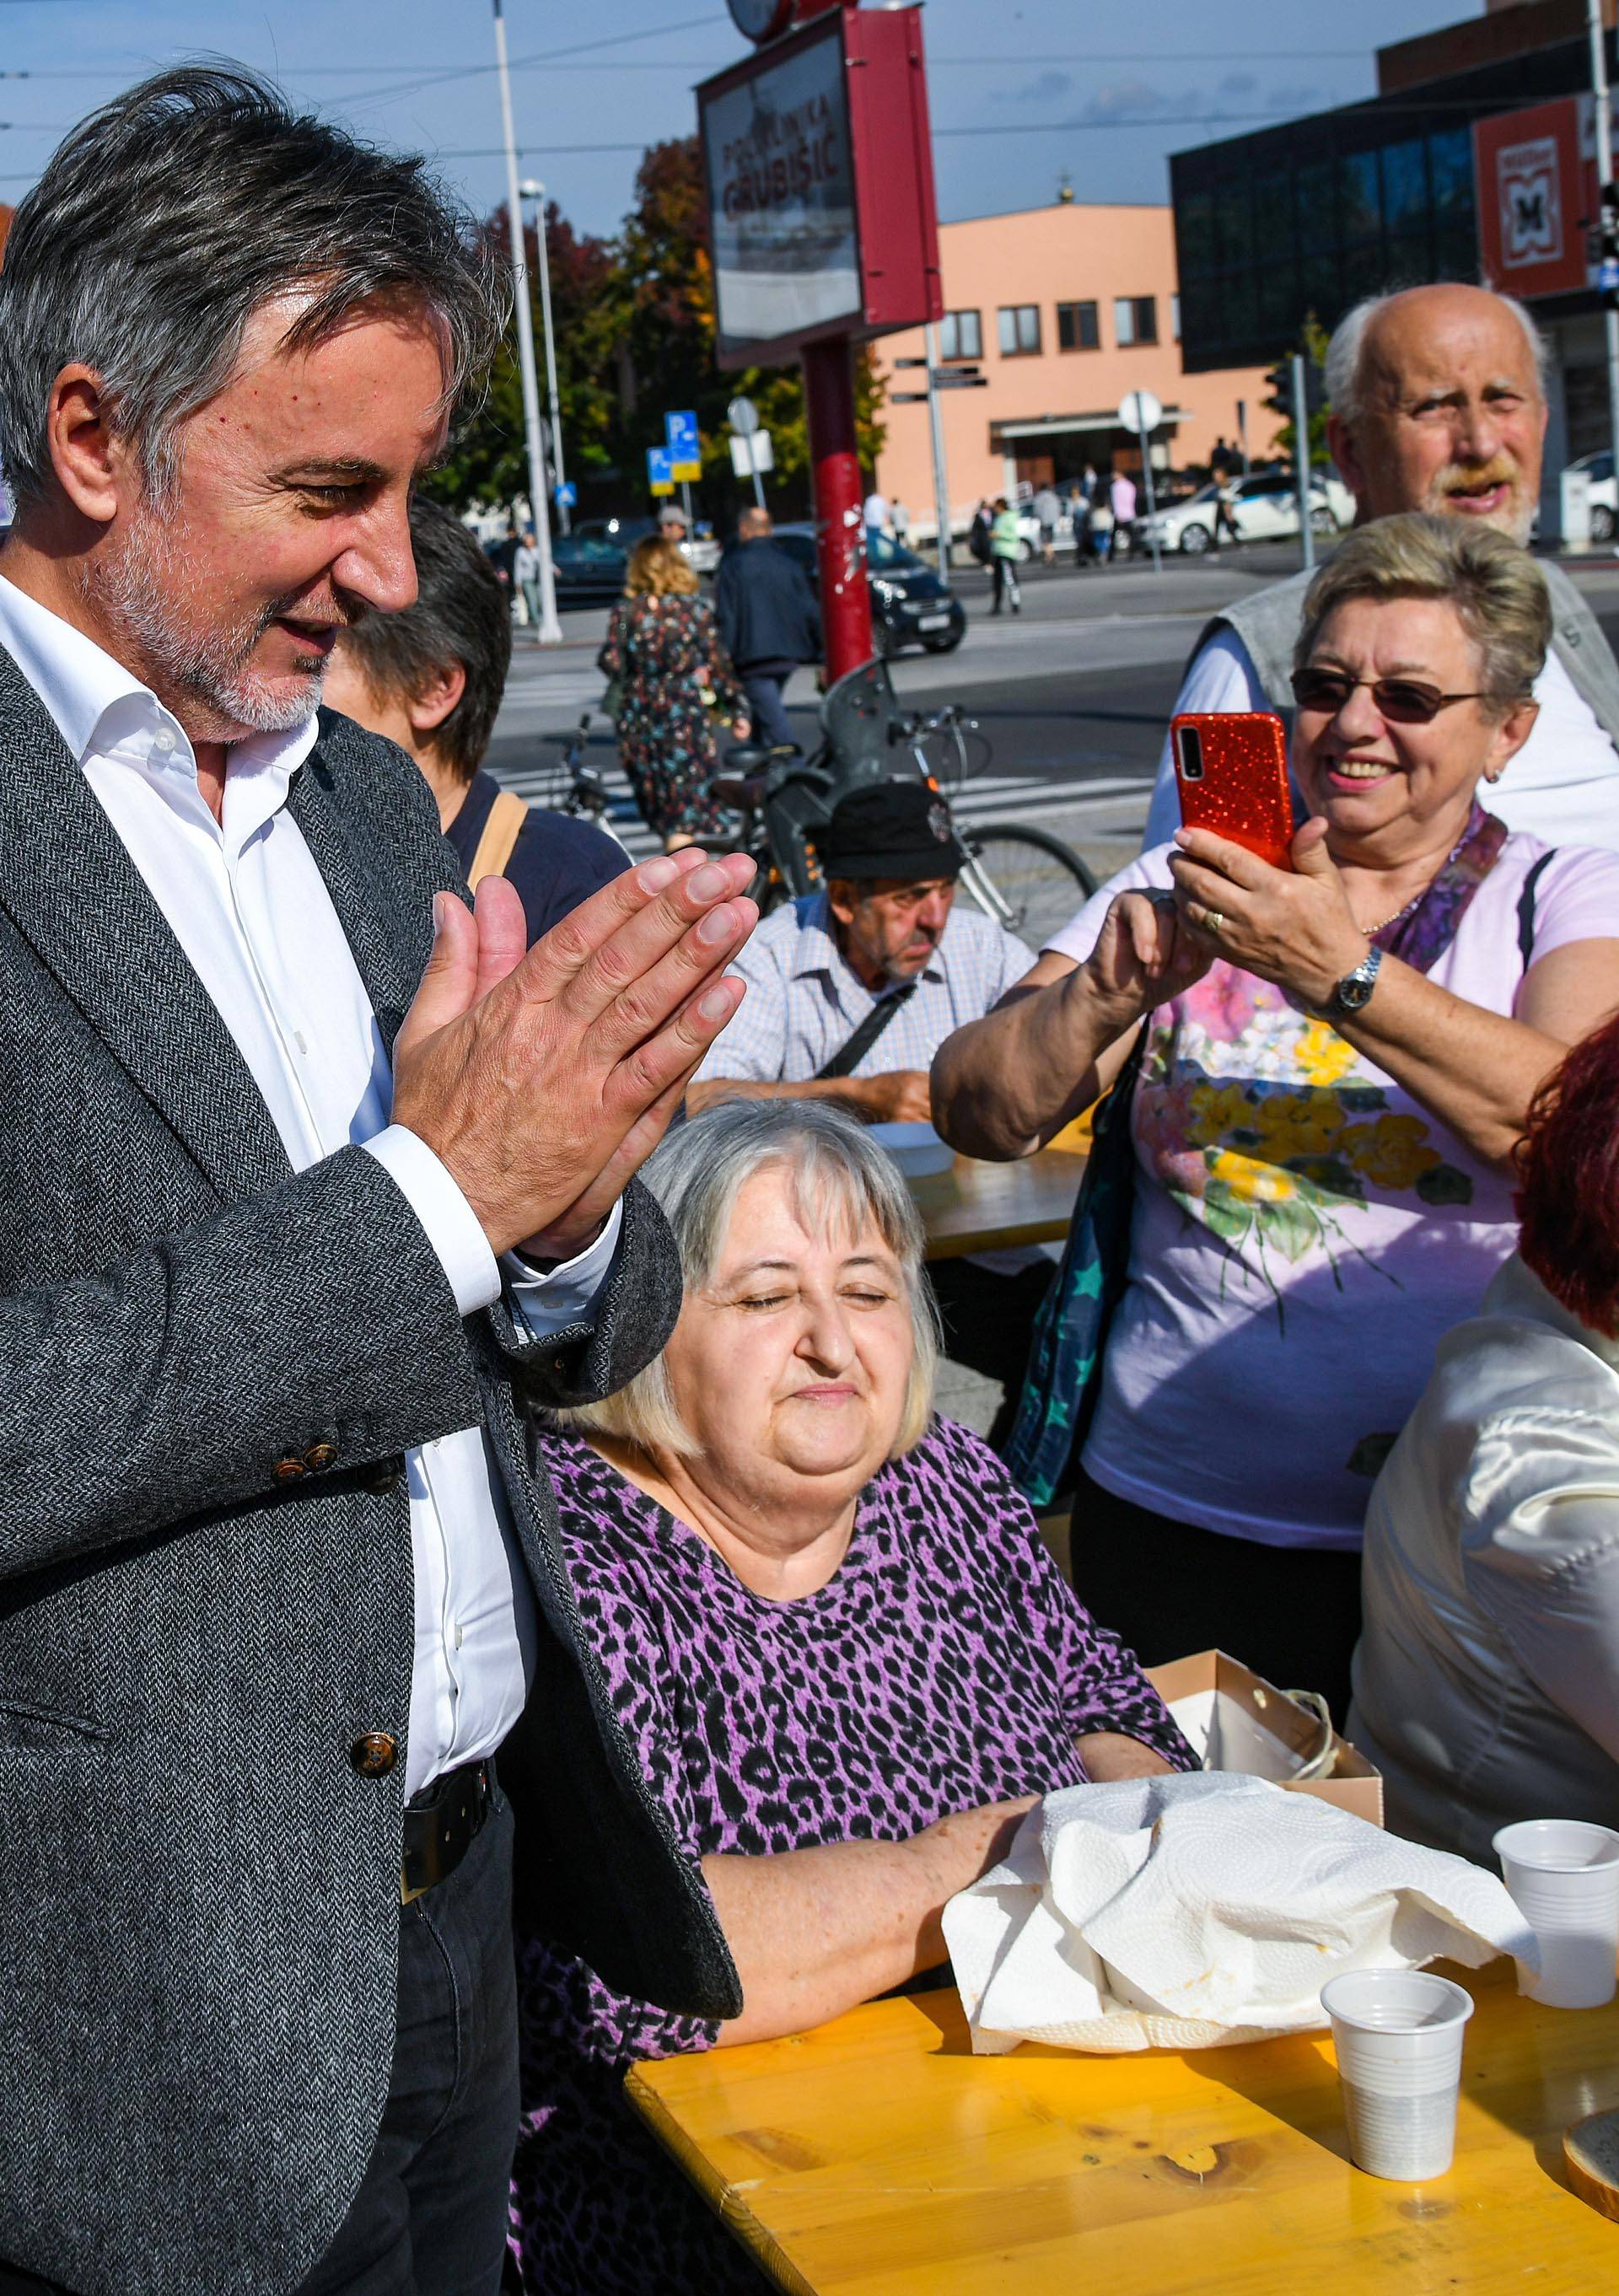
left=1171, top=3, right=1617, bottom=480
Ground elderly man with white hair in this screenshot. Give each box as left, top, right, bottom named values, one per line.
left=1142, top=282, right=1619, bottom=852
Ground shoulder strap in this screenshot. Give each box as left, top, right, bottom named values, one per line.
left=468, top=789, right=530, bottom=890
left=815, top=981, right=918, bottom=1080
left=1517, top=848, right=1557, bottom=971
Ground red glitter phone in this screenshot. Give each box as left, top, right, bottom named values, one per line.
left=1171, top=711, right=1294, bottom=871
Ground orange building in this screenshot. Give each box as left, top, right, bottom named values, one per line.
left=871, top=198, right=1275, bottom=537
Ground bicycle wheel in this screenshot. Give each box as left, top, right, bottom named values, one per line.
left=960, top=823, right=1098, bottom=947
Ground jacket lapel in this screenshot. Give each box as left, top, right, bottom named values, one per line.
left=0, top=646, right=292, bottom=1202
left=290, top=728, right=417, bottom=1057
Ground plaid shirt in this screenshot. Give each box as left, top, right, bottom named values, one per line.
left=693, top=891, right=1036, bottom=1083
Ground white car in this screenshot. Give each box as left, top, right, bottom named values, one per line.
left=1136, top=470, right=1347, bottom=555
left=1014, top=499, right=1075, bottom=558
left=1566, top=450, right=1616, bottom=542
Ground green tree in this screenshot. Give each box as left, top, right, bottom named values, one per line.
left=1266, top=314, right=1332, bottom=469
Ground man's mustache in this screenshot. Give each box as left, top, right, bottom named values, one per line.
left=255, top=586, right=373, bottom=641
left=1437, top=459, right=1519, bottom=497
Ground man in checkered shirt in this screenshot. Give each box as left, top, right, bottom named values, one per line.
left=689, top=780, right=1050, bottom=1443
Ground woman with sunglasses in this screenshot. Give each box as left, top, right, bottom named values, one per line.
left=933, top=514, right=1619, bottom=1718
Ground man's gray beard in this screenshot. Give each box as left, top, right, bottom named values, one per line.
left=94, top=509, right=325, bottom=736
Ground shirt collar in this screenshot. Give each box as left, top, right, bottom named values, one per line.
left=789, top=890, right=949, bottom=993
left=0, top=571, right=320, bottom=788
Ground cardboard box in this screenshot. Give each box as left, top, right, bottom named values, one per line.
left=1147, top=1648, right=1384, bottom=1827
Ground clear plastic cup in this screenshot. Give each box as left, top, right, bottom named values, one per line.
left=1320, top=1970, right=1474, bottom=2181
left=1493, top=1820, right=1619, bottom=2010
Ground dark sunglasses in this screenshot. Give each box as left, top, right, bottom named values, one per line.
left=1289, top=666, right=1487, bottom=725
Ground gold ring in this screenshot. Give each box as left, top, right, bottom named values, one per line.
left=1204, top=908, right=1225, bottom=938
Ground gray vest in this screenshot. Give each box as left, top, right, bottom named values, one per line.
left=1199, top=557, right=1619, bottom=755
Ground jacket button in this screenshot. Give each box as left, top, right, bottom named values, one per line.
left=272, top=1456, right=306, bottom=1481
left=363, top=1455, right=406, bottom=1495
left=304, top=1442, right=338, bottom=1471
left=350, top=1731, right=398, bottom=1777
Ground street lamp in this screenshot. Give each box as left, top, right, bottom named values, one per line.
left=519, top=177, right=571, bottom=536
left=492, top=0, right=562, bottom=643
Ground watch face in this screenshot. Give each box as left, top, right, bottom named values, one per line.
left=1336, top=974, right=1374, bottom=1011
left=728, top=0, right=796, bottom=39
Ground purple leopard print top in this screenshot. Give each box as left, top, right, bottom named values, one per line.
left=508, top=1417, right=1193, bottom=2293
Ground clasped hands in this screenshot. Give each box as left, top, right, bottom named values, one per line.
left=391, top=848, right=757, bottom=1263
left=1083, top=819, right=1372, bottom=1029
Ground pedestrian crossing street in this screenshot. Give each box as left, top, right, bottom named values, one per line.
left=487, top=739, right=1154, bottom=863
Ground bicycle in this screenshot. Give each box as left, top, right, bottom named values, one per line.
left=533, top=711, right=636, bottom=856
left=707, top=661, right=1096, bottom=949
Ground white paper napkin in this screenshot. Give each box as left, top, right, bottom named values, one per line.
left=942, top=1772, right=1537, bottom=2055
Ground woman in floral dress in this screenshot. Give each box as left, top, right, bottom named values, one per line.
left=934, top=515, right=1619, bottom=1718
left=597, top=535, right=750, bottom=847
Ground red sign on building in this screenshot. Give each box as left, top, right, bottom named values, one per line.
left=1474, top=96, right=1590, bottom=299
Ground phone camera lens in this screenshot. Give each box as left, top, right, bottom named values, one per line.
left=1178, top=726, right=1204, bottom=782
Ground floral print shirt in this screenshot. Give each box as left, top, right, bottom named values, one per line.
left=1047, top=834, right=1619, bottom=1550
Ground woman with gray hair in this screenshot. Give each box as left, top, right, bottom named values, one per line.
left=506, top=1099, right=1192, bottom=2295
left=934, top=514, right=1619, bottom=1721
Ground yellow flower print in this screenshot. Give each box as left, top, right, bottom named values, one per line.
left=1208, top=1148, right=1298, bottom=1204
left=1188, top=1080, right=1254, bottom=1143
left=1253, top=1090, right=1346, bottom=1159
left=1294, top=1019, right=1360, bottom=1089
left=1340, top=1114, right=1441, bottom=1192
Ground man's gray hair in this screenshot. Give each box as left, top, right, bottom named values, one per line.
left=0, top=64, right=507, bottom=514
left=558, top=1099, right=939, bottom=1460
left=1324, top=289, right=1550, bottom=425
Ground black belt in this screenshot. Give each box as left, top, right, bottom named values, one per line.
left=401, top=1758, right=492, bottom=1906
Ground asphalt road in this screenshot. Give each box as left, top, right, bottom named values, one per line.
left=487, top=542, right=1619, bottom=881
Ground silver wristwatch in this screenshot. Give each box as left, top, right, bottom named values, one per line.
left=1326, top=945, right=1382, bottom=1015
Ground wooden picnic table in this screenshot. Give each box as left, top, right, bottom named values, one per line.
left=627, top=1955, right=1619, bottom=2293
left=910, top=1143, right=1087, bottom=1262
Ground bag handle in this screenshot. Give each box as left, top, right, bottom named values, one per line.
left=815, top=982, right=918, bottom=1080
left=468, top=790, right=530, bottom=890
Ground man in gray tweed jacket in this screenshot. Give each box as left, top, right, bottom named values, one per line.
left=0, top=67, right=753, bottom=2296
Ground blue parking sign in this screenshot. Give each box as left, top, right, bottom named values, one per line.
left=664, top=410, right=702, bottom=481
left=647, top=444, right=675, bottom=496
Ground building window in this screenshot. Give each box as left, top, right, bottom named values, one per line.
left=1056, top=299, right=1100, bottom=352
left=1113, top=295, right=1158, bottom=347
left=937, top=308, right=982, bottom=361
left=997, top=304, right=1042, bottom=357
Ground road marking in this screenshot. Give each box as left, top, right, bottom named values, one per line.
left=487, top=751, right=1153, bottom=860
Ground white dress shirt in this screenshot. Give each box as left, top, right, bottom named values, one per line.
left=0, top=573, right=619, bottom=1797
left=1142, top=625, right=1619, bottom=852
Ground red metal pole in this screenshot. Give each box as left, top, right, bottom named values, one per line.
left=802, top=334, right=873, bottom=682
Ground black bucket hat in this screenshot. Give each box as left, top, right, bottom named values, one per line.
left=812, top=780, right=966, bottom=881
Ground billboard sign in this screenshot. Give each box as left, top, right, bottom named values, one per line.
left=1475, top=97, right=1589, bottom=299
left=702, top=17, right=860, bottom=353
left=697, top=6, right=942, bottom=370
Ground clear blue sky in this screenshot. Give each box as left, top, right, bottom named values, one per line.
left=0, top=0, right=1482, bottom=239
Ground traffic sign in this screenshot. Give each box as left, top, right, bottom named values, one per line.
left=647, top=444, right=675, bottom=497
left=729, top=429, right=774, bottom=478
left=553, top=479, right=577, bottom=509
left=665, top=410, right=702, bottom=481
left=727, top=395, right=761, bottom=436
left=1117, top=389, right=1164, bottom=435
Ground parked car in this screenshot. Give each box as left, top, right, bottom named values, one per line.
left=1135, top=470, right=1347, bottom=555
left=1014, top=499, right=1075, bottom=558
left=550, top=528, right=629, bottom=605
left=770, top=523, right=966, bottom=655
left=1566, top=450, right=1616, bottom=542
left=572, top=514, right=719, bottom=577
